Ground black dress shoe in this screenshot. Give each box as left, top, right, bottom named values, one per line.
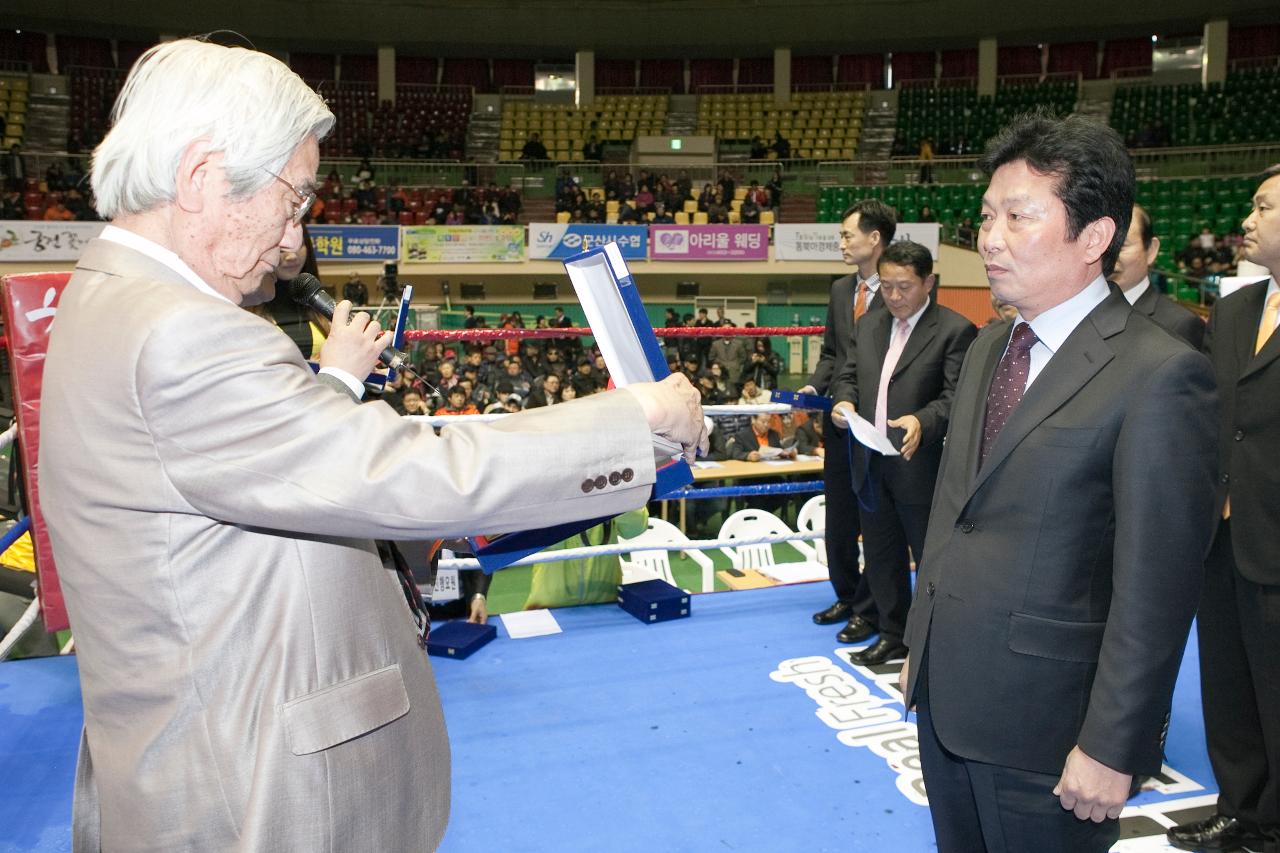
left=836, top=615, right=877, bottom=644
left=1167, top=814, right=1264, bottom=852
left=813, top=601, right=853, bottom=625
left=849, top=638, right=909, bottom=666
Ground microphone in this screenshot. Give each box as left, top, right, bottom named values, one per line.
left=288, top=273, right=412, bottom=372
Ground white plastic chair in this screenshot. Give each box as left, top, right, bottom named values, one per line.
left=717, top=507, right=828, bottom=584
left=618, top=516, right=715, bottom=593
left=796, top=494, right=827, bottom=566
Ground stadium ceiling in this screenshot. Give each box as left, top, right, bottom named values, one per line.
left=8, top=0, right=1279, bottom=59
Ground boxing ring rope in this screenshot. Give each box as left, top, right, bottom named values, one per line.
left=403, top=326, right=825, bottom=343
left=438, top=526, right=826, bottom=571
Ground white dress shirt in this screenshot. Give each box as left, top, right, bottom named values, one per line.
left=1016, top=274, right=1111, bottom=390
left=98, top=226, right=364, bottom=398
left=1122, top=276, right=1150, bottom=305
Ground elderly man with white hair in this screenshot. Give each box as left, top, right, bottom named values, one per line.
left=38, top=38, right=705, bottom=852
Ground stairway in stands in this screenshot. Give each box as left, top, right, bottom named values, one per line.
left=466, top=109, right=501, bottom=164
left=24, top=75, right=71, bottom=152
left=857, top=90, right=898, bottom=185
left=519, top=196, right=556, bottom=225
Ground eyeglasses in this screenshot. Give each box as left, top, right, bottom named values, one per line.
left=263, top=168, right=316, bottom=226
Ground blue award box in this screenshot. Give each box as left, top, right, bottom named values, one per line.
left=770, top=388, right=834, bottom=412
left=617, top=578, right=692, bottom=624
left=469, top=242, right=694, bottom=572
left=426, top=621, right=498, bottom=660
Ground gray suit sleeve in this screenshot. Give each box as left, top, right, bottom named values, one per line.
left=1075, top=347, right=1218, bottom=774
left=135, top=303, right=657, bottom=540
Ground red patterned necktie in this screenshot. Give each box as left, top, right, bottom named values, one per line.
left=979, top=322, right=1039, bottom=468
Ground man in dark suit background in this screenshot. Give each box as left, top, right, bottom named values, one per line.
left=798, top=199, right=897, bottom=643
left=899, top=113, right=1218, bottom=852
left=1111, top=203, right=1205, bottom=349
left=829, top=241, right=976, bottom=666
left=1167, top=165, right=1280, bottom=853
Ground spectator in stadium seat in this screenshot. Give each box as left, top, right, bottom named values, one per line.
left=583, top=135, right=603, bottom=162
left=710, top=323, right=749, bottom=385
left=433, top=387, right=480, bottom=416
left=635, top=184, right=655, bottom=216
left=520, top=132, right=549, bottom=162
left=742, top=337, right=782, bottom=389
left=772, top=131, right=791, bottom=160
left=0, top=190, right=21, bottom=220
left=3, top=144, right=27, bottom=192
left=525, top=373, right=562, bottom=408
left=766, top=169, right=784, bottom=219
left=957, top=216, right=978, bottom=249
left=750, top=135, right=769, bottom=160
left=399, top=389, right=430, bottom=416
left=652, top=202, right=674, bottom=224
left=737, top=376, right=770, bottom=407
left=353, top=157, right=374, bottom=184
left=697, top=182, right=715, bottom=213
left=796, top=413, right=824, bottom=456
left=707, top=190, right=729, bottom=224
left=740, top=193, right=761, bottom=224
left=43, top=193, right=75, bottom=221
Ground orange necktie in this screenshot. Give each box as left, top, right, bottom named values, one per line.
left=1254, top=291, right=1280, bottom=355
left=853, top=280, right=868, bottom=323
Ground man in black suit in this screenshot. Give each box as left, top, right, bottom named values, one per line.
left=900, top=113, right=1218, bottom=852
left=1167, top=165, right=1280, bottom=853
left=798, top=199, right=897, bottom=643
left=1112, top=203, right=1205, bottom=349
left=829, top=241, right=976, bottom=666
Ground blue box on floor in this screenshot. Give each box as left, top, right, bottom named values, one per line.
left=617, top=579, right=691, bottom=624
left=427, top=621, right=497, bottom=659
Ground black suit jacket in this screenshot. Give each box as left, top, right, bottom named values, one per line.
left=806, top=273, right=884, bottom=394
left=830, top=300, right=977, bottom=504
left=1204, top=278, right=1280, bottom=585
left=902, top=287, right=1218, bottom=777
left=795, top=420, right=823, bottom=455
left=726, top=425, right=781, bottom=460
left=1132, top=284, right=1205, bottom=350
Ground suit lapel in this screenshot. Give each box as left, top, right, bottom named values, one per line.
left=965, top=293, right=1124, bottom=500
left=1241, top=281, right=1280, bottom=380
left=76, top=237, right=195, bottom=290
left=1233, top=282, right=1266, bottom=378
left=891, top=300, right=938, bottom=378
left=1133, top=285, right=1158, bottom=319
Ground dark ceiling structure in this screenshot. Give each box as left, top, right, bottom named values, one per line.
left=7, top=0, right=1279, bottom=60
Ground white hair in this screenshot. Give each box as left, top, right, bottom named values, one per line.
left=91, top=39, right=335, bottom=219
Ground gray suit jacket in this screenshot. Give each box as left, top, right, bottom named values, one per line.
left=902, top=287, right=1218, bottom=777
left=1132, top=284, right=1205, bottom=350
left=39, top=238, right=656, bottom=852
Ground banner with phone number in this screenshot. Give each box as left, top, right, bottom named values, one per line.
left=308, top=225, right=400, bottom=262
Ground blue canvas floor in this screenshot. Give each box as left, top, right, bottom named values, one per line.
left=1, top=582, right=1219, bottom=852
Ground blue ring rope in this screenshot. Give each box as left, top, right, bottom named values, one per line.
left=0, top=516, right=32, bottom=554
left=667, top=480, right=824, bottom=500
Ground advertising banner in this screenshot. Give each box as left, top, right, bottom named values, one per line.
left=0, top=221, right=105, bottom=263
left=402, top=225, right=525, bottom=263
left=527, top=224, right=648, bottom=260
left=309, top=225, right=400, bottom=262
left=772, top=222, right=942, bottom=261
left=649, top=224, right=770, bottom=261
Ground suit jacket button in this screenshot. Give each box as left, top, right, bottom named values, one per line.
left=609, top=471, right=622, bottom=485
left=621, top=468, right=634, bottom=482
left=927, top=582, right=936, bottom=597
left=959, top=520, right=974, bottom=534
left=1234, top=428, right=1244, bottom=441
left=582, top=479, right=595, bottom=493
left=1220, top=473, right=1230, bottom=484
left=595, top=475, right=608, bottom=490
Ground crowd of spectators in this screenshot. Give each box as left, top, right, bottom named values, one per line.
left=554, top=168, right=782, bottom=224
left=382, top=304, right=819, bottom=461
left=1174, top=226, right=1245, bottom=278
left=309, top=162, right=522, bottom=226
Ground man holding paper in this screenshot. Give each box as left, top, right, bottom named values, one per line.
left=830, top=241, right=976, bottom=665
left=800, top=199, right=898, bottom=643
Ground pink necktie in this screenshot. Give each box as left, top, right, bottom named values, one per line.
left=875, top=319, right=911, bottom=436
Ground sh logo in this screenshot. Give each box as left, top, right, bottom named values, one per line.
left=25, top=287, right=58, bottom=324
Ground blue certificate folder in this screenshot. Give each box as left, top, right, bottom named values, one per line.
left=468, top=242, right=694, bottom=572
left=426, top=621, right=497, bottom=660
left=770, top=389, right=834, bottom=412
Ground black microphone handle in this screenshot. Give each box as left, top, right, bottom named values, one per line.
left=290, top=275, right=412, bottom=371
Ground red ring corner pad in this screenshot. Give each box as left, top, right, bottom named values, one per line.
left=2, top=272, right=74, bottom=632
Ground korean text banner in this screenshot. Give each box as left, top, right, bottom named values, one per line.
left=773, top=222, right=942, bottom=261
left=649, top=224, right=770, bottom=261
left=309, top=225, right=400, bottom=262
left=527, top=224, right=648, bottom=260
left=402, top=225, right=525, bottom=263
left=0, top=221, right=105, bottom=262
